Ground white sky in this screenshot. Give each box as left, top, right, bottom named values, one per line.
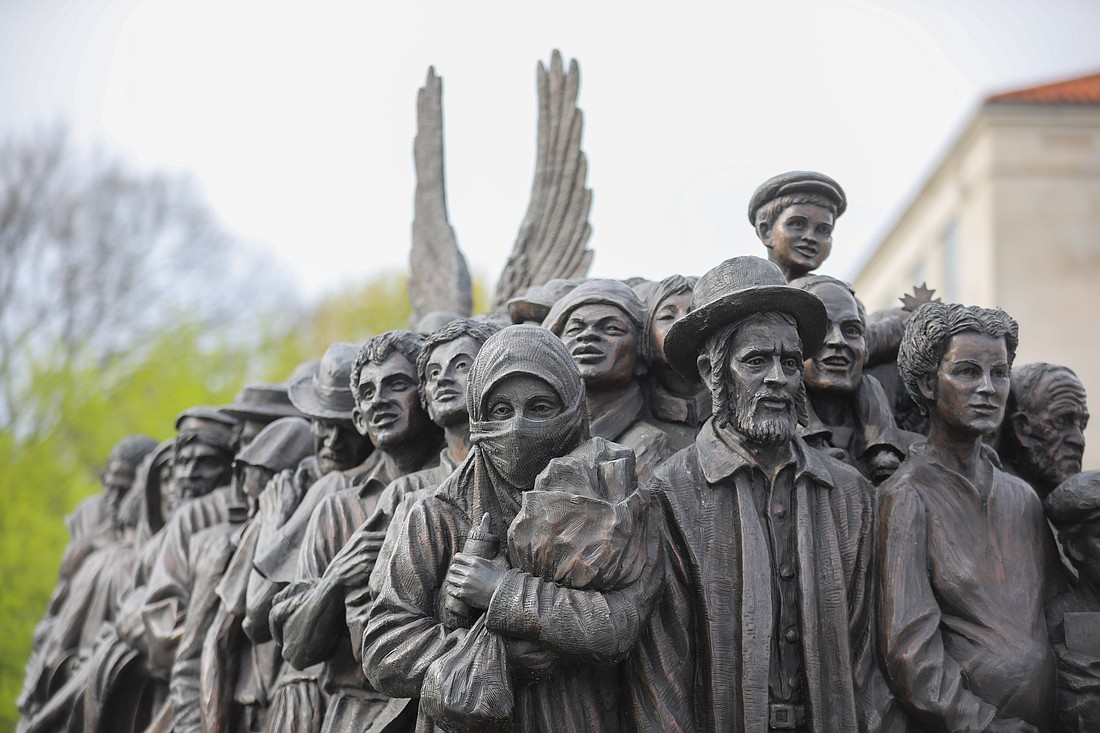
left=2, top=0, right=1099, bottom=299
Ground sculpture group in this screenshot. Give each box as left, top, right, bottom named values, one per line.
left=18, top=52, right=1099, bottom=733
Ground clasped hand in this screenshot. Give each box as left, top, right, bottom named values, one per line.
left=444, top=552, right=506, bottom=610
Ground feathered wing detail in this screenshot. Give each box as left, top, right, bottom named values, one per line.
left=493, top=50, right=594, bottom=310
left=409, top=66, right=473, bottom=323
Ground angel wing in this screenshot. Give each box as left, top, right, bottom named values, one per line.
left=409, top=66, right=473, bottom=323
left=492, top=50, right=594, bottom=310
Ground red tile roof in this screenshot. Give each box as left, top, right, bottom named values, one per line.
left=986, top=71, right=1100, bottom=105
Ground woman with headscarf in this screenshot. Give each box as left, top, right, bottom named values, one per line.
left=362, top=325, right=663, bottom=733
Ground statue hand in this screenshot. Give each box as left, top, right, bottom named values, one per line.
left=505, top=638, right=556, bottom=684
left=325, top=529, right=386, bottom=589
left=445, top=553, right=505, bottom=610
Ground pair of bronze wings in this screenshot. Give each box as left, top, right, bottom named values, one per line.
left=408, top=51, right=594, bottom=323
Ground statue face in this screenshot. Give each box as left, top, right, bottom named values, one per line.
left=354, top=351, right=428, bottom=449
left=560, top=303, right=639, bottom=390
left=424, top=336, right=480, bottom=428
left=650, top=291, right=693, bottom=372
left=172, top=442, right=228, bottom=502
left=237, top=419, right=267, bottom=452
left=803, top=283, right=866, bottom=393
left=311, top=418, right=366, bottom=476
left=102, top=458, right=136, bottom=523
left=1071, top=519, right=1100, bottom=588
left=484, top=374, right=565, bottom=423
left=761, top=203, right=834, bottom=278
left=926, top=332, right=1010, bottom=437
left=726, top=315, right=803, bottom=446
left=240, top=465, right=273, bottom=505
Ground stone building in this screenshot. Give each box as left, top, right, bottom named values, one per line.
left=854, top=70, right=1100, bottom=469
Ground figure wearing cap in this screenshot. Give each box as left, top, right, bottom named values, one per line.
left=544, top=279, right=673, bottom=483
left=749, top=171, right=846, bottom=282
left=625, top=256, right=885, bottom=733
left=167, top=417, right=313, bottom=733
left=271, top=331, right=443, bottom=733
left=1045, top=471, right=1100, bottom=731
left=221, top=381, right=305, bottom=453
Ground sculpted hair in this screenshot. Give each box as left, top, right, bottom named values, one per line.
left=702, top=311, right=808, bottom=428
left=350, top=330, right=427, bottom=395
left=755, top=192, right=838, bottom=232
left=1009, top=362, right=1085, bottom=413
left=788, top=274, right=866, bottom=325
left=416, top=318, right=502, bottom=409
left=897, top=302, right=1020, bottom=414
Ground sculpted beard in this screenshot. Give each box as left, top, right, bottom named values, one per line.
left=734, top=383, right=799, bottom=446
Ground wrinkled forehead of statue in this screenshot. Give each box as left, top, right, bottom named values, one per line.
left=467, top=325, right=585, bottom=422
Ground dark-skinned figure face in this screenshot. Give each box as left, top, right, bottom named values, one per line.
left=310, top=417, right=367, bottom=476
left=760, top=204, right=834, bottom=279
left=423, top=336, right=480, bottom=428
left=353, top=351, right=428, bottom=449
left=560, top=303, right=639, bottom=390
left=803, top=282, right=866, bottom=393
left=172, top=442, right=229, bottom=503
left=651, top=291, right=693, bottom=373
left=923, top=332, right=1010, bottom=438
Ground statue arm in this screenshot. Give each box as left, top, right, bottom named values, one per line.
left=142, top=517, right=195, bottom=674
left=876, top=486, right=999, bottom=731
left=482, top=507, right=665, bottom=665
left=361, top=498, right=466, bottom=698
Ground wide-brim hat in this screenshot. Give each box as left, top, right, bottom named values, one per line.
left=664, top=256, right=827, bottom=379
left=507, top=279, right=580, bottom=324
left=288, top=342, right=358, bottom=422
left=748, top=170, right=847, bottom=226
left=221, top=383, right=304, bottom=423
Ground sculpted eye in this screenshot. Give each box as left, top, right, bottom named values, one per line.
left=817, top=224, right=832, bottom=235
left=782, top=357, right=800, bottom=371
left=843, top=325, right=862, bottom=338
left=744, top=356, right=766, bottom=369
left=489, top=401, right=514, bottom=420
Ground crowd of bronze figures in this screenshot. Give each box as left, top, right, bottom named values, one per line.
left=18, top=171, right=1099, bottom=733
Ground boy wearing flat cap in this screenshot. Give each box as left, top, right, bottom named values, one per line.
left=749, top=171, right=847, bottom=282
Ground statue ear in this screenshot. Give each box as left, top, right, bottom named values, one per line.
left=756, top=220, right=773, bottom=246
left=1064, top=535, right=1085, bottom=564
left=1010, top=411, right=1034, bottom=442
left=917, top=374, right=936, bottom=404
left=352, top=406, right=368, bottom=437
left=697, top=352, right=715, bottom=393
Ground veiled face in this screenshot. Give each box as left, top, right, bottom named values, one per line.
left=484, top=374, right=564, bottom=423
left=725, top=315, right=803, bottom=446
left=762, top=204, right=834, bottom=279
left=650, top=291, right=693, bottom=372
left=560, top=304, right=639, bottom=389
left=803, top=283, right=866, bottom=393
left=423, top=336, right=480, bottom=428
left=171, top=442, right=228, bottom=502
left=926, top=333, right=1010, bottom=437
left=354, top=352, right=428, bottom=449
left=311, top=418, right=366, bottom=476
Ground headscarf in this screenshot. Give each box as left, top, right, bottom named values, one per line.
left=445, top=325, right=589, bottom=537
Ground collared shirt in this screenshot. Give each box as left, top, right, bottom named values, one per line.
left=703, top=424, right=828, bottom=705
left=646, top=378, right=712, bottom=451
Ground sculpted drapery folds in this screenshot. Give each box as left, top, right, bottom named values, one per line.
left=627, top=256, right=886, bottom=733
left=878, top=302, right=1066, bottom=732
left=363, top=325, right=663, bottom=733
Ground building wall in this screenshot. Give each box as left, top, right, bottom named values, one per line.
left=854, top=102, right=1100, bottom=469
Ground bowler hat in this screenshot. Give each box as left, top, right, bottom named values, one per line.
left=287, top=343, right=358, bottom=422
left=221, top=383, right=304, bottom=423
left=748, top=171, right=847, bottom=226
left=664, top=257, right=826, bottom=379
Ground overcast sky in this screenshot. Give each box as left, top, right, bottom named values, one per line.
left=2, top=0, right=1099, bottom=299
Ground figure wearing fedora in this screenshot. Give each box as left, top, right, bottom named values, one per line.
left=625, top=257, right=888, bottom=733
left=220, top=381, right=306, bottom=453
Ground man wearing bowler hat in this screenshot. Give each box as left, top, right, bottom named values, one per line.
left=625, top=256, right=886, bottom=733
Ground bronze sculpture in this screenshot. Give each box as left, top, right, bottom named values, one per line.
left=749, top=171, right=845, bottom=282
left=789, top=274, right=911, bottom=483
left=544, top=278, right=672, bottom=482
left=628, top=256, right=882, bottom=732
left=999, top=363, right=1090, bottom=500
left=878, top=302, right=1066, bottom=732
left=1045, top=471, right=1100, bottom=732
left=363, top=325, right=662, bottom=732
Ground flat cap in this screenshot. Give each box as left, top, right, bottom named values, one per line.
left=748, top=170, right=847, bottom=226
